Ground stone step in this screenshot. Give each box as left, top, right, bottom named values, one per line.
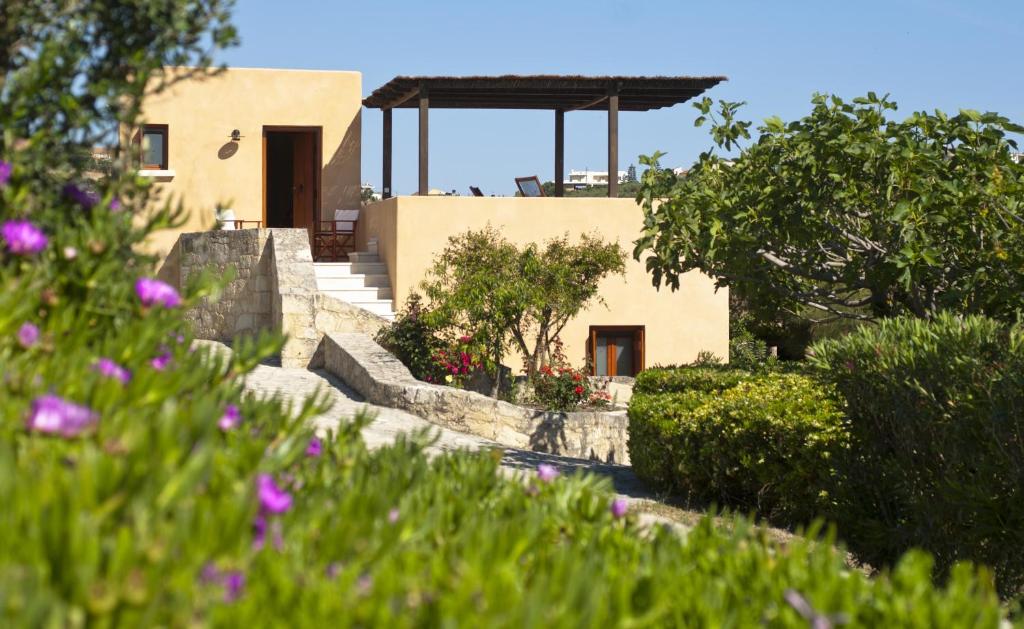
left=321, top=287, right=393, bottom=302
left=313, top=262, right=387, bottom=277
left=315, top=274, right=391, bottom=290
left=347, top=252, right=380, bottom=263
left=327, top=297, right=395, bottom=319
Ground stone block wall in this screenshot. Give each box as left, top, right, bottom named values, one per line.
left=323, top=332, right=631, bottom=464
left=177, top=229, right=274, bottom=342
left=162, top=228, right=389, bottom=367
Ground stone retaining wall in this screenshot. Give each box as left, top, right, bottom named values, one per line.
left=161, top=228, right=387, bottom=368
left=322, top=332, right=631, bottom=464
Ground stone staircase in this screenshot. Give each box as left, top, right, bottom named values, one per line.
left=313, top=252, right=396, bottom=321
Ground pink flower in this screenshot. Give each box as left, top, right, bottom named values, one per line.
left=135, top=277, right=181, bottom=308
left=610, top=498, right=628, bottom=519
left=257, top=473, right=292, bottom=514
left=218, top=404, right=241, bottom=431
left=459, top=335, right=472, bottom=344
left=306, top=437, right=322, bottom=457
left=109, top=198, right=122, bottom=212
left=0, top=161, right=11, bottom=186
left=27, top=394, right=99, bottom=437
left=2, top=220, right=47, bottom=255
left=387, top=508, right=400, bottom=524
left=93, top=357, right=131, bottom=383
left=150, top=352, right=172, bottom=371
left=17, top=322, right=39, bottom=348
left=537, top=463, right=559, bottom=483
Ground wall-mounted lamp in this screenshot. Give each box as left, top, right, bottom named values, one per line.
left=230, top=129, right=242, bottom=141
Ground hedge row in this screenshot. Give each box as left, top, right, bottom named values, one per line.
left=629, top=370, right=846, bottom=523
left=629, top=314, right=1024, bottom=597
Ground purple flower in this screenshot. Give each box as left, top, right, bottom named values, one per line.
left=135, top=277, right=181, bottom=308
left=257, top=473, right=292, bottom=514
left=2, top=220, right=48, bottom=255
left=109, top=198, right=122, bottom=212
left=537, top=463, right=559, bottom=483
left=387, top=508, right=400, bottom=524
left=63, top=183, right=99, bottom=209
left=0, top=160, right=11, bottom=186
left=150, top=352, right=172, bottom=371
left=610, top=498, right=629, bottom=519
left=17, top=322, right=39, bottom=349
left=325, top=562, right=342, bottom=579
left=93, top=357, right=131, bottom=384
left=252, top=514, right=267, bottom=550
left=306, top=437, right=322, bottom=457
left=27, top=394, right=99, bottom=437
left=223, top=571, right=245, bottom=603
left=199, top=562, right=221, bottom=584
left=218, top=404, right=241, bottom=431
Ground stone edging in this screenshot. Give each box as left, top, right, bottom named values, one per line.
left=322, top=332, right=631, bottom=464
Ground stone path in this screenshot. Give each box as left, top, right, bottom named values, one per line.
left=198, top=340, right=678, bottom=528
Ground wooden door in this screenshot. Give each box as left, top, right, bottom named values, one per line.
left=291, top=132, right=316, bottom=234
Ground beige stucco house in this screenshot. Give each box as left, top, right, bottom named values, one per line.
left=141, top=67, right=729, bottom=376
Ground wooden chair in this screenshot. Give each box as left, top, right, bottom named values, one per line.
left=313, top=209, right=359, bottom=261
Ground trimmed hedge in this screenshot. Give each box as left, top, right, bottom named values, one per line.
left=812, top=314, right=1024, bottom=597
left=629, top=369, right=847, bottom=523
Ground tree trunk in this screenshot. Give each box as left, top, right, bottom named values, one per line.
left=490, top=344, right=502, bottom=398
left=530, top=318, right=550, bottom=376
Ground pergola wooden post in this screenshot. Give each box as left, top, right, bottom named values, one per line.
left=418, top=84, right=429, bottom=196
left=607, top=87, right=619, bottom=198
left=382, top=108, right=392, bottom=199
left=554, top=109, right=565, bottom=197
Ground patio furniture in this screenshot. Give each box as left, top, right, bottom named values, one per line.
left=469, top=186, right=484, bottom=197
left=314, top=209, right=359, bottom=261
left=216, top=209, right=262, bottom=230
left=515, top=176, right=545, bottom=197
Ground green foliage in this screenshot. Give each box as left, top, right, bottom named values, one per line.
left=811, top=314, right=1024, bottom=596
left=629, top=369, right=848, bottom=523
left=540, top=180, right=644, bottom=198
left=530, top=364, right=592, bottom=412
left=374, top=293, right=445, bottom=381
left=635, top=93, right=1024, bottom=323
left=0, top=2, right=1015, bottom=623
left=421, top=226, right=625, bottom=394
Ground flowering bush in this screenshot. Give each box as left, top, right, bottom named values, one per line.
left=531, top=364, right=592, bottom=412
left=429, top=334, right=486, bottom=388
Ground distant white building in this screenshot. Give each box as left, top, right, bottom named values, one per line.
left=361, top=182, right=382, bottom=202
left=564, top=169, right=627, bottom=188
left=1012, top=152, right=1023, bottom=165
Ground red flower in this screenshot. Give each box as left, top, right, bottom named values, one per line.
left=574, top=385, right=584, bottom=395
left=571, top=373, right=582, bottom=382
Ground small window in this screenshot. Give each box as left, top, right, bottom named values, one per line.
left=590, top=326, right=644, bottom=377
left=139, top=124, right=168, bottom=170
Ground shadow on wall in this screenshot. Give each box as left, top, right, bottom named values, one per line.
left=321, top=110, right=361, bottom=211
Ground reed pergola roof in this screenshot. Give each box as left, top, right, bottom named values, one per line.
left=364, top=74, right=727, bottom=198
left=363, top=74, right=727, bottom=112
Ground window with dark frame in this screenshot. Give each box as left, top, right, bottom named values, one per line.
left=139, top=124, right=168, bottom=170
left=589, top=326, right=645, bottom=377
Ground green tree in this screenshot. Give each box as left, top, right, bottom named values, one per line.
left=421, top=227, right=625, bottom=394
left=635, top=94, right=1024, bottom=323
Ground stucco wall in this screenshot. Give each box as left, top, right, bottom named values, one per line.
left=355, top=196, right=729, bottom=370
left=134, top=67, right=362, bottom=257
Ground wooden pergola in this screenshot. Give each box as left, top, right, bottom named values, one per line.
left=362, top=74, right=727, bottom=198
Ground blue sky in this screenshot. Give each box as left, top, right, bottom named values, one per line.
left=222, top=0, right=1023, bottom=196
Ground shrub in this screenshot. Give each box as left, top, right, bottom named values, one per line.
left=629, top=369, right=847, bottom=523
left=812, top=314, right=1024, bottom=596
left=430, top=334, right=487, bottom=388
left=375, top=293, right=445, bottom=381
left=633, top=365, right=751, bottom=395
left=531, top=364, right=592, bottom=411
